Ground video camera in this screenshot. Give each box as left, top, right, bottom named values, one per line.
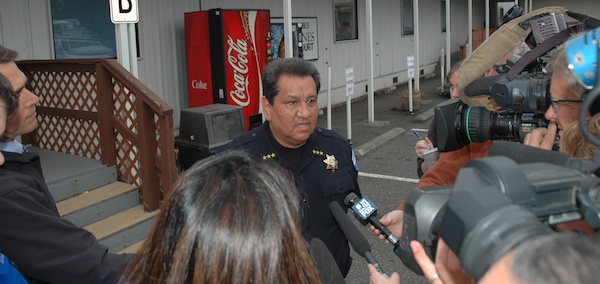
left=434, top=9, right=568, bottom=152
left=396, top=24, right=600, bottom=281
left=397, top=155, right=600, bottom=280
left=435, top=72, right=551, bottom=152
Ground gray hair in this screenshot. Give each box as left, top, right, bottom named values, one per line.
left=0, top=46, right=18, bottom=64
left=547, top=43, right=586, bottom=99
left=511, top=232, right=600, bottom=284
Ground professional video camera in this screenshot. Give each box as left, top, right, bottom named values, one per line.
left=434, top=9, right=570, bottom=152
left=396, top=25, right=600, bottom=281
left=435, top=72, right=551, bottom=152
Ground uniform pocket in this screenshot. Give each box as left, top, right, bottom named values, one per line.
left=319, top=170, right=357, bottom=198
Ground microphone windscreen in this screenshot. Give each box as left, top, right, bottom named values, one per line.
left=309, top=238, right=346, bottom=284
left=329, top=202, right=371, bottom=256
left=488, top=141, right=568, bottom=165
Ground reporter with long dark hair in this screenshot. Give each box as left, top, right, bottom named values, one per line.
left=119, top=150, right=323, bottom=284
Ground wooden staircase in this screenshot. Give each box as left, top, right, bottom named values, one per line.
left=34, top=147, right=156, bottom=254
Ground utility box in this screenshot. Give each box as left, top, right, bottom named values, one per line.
left=176, top=104, right=247, bottom=170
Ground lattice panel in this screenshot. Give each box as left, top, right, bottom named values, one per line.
left=115, top=132, right=141, bottom=187
left=113, top=80, right=138, bottom=134
left=35, top=114, right=101, bottom=159
left=29, top=71, right=98, bottom=111
left=112, top=79, right=141, bottom=188
left=28, top=70, right=101, bottom=159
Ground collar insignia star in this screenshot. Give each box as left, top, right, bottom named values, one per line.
left=323, top=154, right=338, bottom=172
left=312, top=149, right=324, bottom=156
left=262, top=153, right=276, bottom=160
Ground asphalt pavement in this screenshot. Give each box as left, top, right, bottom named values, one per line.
left=317, top=75, right=450, bottom=284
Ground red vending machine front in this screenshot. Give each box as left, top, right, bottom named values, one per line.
left=185, top=9, right=271, bottom=130
left=184, top=11, right=214, bottom=107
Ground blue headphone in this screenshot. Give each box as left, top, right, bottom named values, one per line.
left=566, top=27, right=600, bottom=90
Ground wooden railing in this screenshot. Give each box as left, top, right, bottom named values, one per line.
left=17, top=58, right=177, bottom=211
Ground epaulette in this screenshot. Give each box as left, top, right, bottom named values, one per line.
left=232, top=128, right=261, bottom=146
left=315, top=127, right=351, bottom=146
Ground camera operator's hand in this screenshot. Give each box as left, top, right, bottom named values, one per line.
left=523, top=122, right=557, bottom=150
left=415, top=138, right=434, bottom=159
left=410, top=241, right=442, bottom=283
left=370, top=210, right=404, bottom=242
left=434, top=239, right=475, bottom=284
left=368, top=264, right=400, bottom=284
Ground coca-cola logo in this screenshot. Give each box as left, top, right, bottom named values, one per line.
left=191, top=79, right=208, bottom=90
left=226, top=35, right=250, bottom=107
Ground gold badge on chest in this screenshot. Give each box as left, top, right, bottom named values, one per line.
left=323, top=154, right=338, bottom=172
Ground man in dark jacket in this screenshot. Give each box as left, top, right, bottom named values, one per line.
left=0, top=45, right=133, bottom=283
left=218, top=58, right=361, bottom=277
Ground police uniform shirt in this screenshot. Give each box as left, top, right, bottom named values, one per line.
left=217, top=121, right=361, bottom=276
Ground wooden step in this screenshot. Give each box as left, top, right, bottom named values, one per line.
left=118, top=240, right=145, bottom=254
left=85, top=205, right=158, bottom=253
left=57, top=181, right=139, bottom=227
left=32, top=147, right=118, bottom=201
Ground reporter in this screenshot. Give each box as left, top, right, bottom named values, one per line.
left=119, top=150, right=323, bottom=284
left=415, top=62, right=461, bottom=177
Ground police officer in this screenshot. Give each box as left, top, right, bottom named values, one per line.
left=218, top=57, right=360, bottom=277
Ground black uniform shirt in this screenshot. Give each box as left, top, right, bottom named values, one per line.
left=218, top=121, right=361, bottom=276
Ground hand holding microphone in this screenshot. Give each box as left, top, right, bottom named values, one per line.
left=345, top=193, right=399, bottom=246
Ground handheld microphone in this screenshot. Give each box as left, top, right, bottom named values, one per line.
left=345, top=192, right=399, bottom=246
left=329, top=201, right=388, bottom=276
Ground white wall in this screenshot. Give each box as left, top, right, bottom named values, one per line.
left=532, top=0, right=600, bottom=20
left=200, top=0, right=480, bottom=112
left=0, top=0, right=53, bottom=59
left=0, top=0, right=485, bottom=129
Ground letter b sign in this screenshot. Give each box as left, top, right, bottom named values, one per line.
left=109, top=0, right=139, bottom=23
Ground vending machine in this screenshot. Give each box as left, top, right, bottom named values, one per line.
left=184, top=9, right=271, bottom=130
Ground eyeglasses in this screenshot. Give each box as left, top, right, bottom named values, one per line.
left=550, top=98, right=583, bottom=112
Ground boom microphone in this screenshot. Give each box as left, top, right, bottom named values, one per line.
left=345, top=192, right=399, bottom=245
left=329, top=201, right=388, bottom=276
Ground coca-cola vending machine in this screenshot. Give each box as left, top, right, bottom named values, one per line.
left=184, top=9, right=271, bottom=130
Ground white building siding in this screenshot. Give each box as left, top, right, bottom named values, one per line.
left=4, top=1, right=596, bottom=129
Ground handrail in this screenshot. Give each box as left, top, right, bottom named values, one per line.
left=17, top=58, right=178, bottom=211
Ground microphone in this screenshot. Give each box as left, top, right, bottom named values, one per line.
left=345, top=193, right=399, bottom=246
left=329, top=201, right=388, bottom=276
left=309, top=238, right=346, bottom=284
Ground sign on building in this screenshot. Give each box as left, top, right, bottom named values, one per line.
left=109, top=0, right=139, bottom=23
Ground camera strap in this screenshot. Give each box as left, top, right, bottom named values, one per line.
left=506, top=12, right=600, bottom=81
left=506, top=27, right=575, bottom=80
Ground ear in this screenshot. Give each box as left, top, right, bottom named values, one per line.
left=262, top=96, right=272, bottom=121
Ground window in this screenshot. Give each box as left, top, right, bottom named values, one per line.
left=441, top=1, right=447, bottom=33
left=402, top=0, right=414, bottom=36
left=334, top=0, right=358, bottom=41
left=50, top=0, right=117, bottom=59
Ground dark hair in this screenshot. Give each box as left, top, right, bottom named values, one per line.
left=0, top=73, right=19, bottom=118
left=0, top=46, right=18, bottom=64
left=511, top=232, right=600, bottom=284
left=120, top=150, right=322, bottom=284
left=262, top=58, right=321, bottom=104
